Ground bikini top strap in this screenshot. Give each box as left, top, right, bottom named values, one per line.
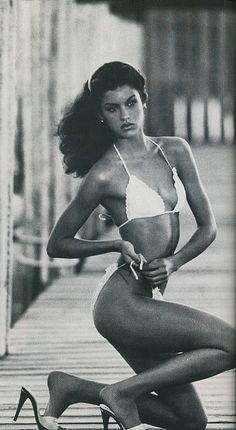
left=149, top=138, right=173, bottom=170
left=113, top=144, right=131, bottom=176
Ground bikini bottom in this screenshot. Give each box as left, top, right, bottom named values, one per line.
left=91, top=261, right=164, bottom=313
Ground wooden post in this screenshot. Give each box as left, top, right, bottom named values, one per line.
left=38, top=0, right=52, bottom=284
left=144, top=8, right=175, bottom=136
left=0, top=0, right=16, bottom=357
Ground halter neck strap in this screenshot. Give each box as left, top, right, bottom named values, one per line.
left=113, top=144, right=131, bottom=176
left=148, top=138, right=173, bottom=170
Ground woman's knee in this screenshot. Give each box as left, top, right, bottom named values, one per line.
left=47, top=371, right=65, bottom=388
left=161, top=383, right=208, bottom=430
left=47, top=371, right=75, bottom=395
left=219, top=325, right=236, bottom=369
left=202, top=317, right=236, bottom=362
left=179, top=410, right=208, bottom=430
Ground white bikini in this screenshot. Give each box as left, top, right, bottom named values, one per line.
left=93, top=139, right=187, bottom=308
left=113, top=138, right=186, bottom=229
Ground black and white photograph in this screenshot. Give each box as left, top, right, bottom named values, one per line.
left=0, top=1, right=235, bottom=429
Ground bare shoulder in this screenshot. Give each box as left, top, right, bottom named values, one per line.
left=81, top=147, right=116, bottom=194
left=159, top=136, right=190, bottom=155
left=158, top=136, right=192, bottom=166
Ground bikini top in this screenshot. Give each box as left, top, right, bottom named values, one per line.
left=112, top=138, right=186, bottom=229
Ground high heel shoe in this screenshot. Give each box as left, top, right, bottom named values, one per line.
left=14, top=386, right=68, bottom=430
left=100, top=404, right=146, bottom=430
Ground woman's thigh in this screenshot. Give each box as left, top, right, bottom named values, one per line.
left=124, top=297, right=235, bottom=355
left=94, top=268, right=235, bottom=357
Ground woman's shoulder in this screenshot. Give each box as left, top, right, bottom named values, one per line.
left=153, top=136, right=191, bottom=161
left=148, top=136, right=192, bottom=169
left=157, top=136, right=189, bottom=151
left=83, top=146, right=117, bottom=187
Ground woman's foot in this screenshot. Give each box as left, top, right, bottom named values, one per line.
left=44, top=371, right=104, bottom=417
left=100, top=383, right=141, bottom=429
left=44, top=372, right=73, bottom=417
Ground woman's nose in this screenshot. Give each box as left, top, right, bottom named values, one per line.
left=120, top=106, right=129, bottom=121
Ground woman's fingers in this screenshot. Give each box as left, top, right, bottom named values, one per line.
left=120, top=240, right=141, bottom=263
left=144, top=276, right=167, bottom=285
left=141, top=257, right=175, bottom=290
left=146, top=277, right=167, bottom=284
left=142, top=267, right=167, bottom=277
left=141, top=267, right=168, bottom=285
left=151, top=278, right=168, bottom=287
left=138, top=253, right=147, bottom=270
left=144, top=257, right=164, bottom=270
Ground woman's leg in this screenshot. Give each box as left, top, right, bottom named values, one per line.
left=43, top=371, right=104, bottom=417
left=42, top=270, right=180, bottom=427
left=44, top=370, right=194, bottom=429
left=105, top=345, right=208, bottom=430
left=96, top=296, right=235, bottom=428
left=45, top=269, right=235, bottom=428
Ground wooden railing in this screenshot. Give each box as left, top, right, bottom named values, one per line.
left=144, top=5, right=235, bottom=143
left=173, top=96, right=234, bottom=144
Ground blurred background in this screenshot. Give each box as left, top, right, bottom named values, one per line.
left=0, top=0, right=235, bottom=357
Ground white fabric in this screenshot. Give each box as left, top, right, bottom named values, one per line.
left=126, top=174, right=166, bottom=220
left=91, top=263, right=119, bottom=312
left=113, top=140, right=186, bottom=230
left=172, top=168, right=186, bottom=212
left=92, top=259, right=164, bottom=312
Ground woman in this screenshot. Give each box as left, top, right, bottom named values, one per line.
left=14, top=62, right=235, bottom=430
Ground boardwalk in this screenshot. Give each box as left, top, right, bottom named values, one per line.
left=0, top=146, right=235, bottom=430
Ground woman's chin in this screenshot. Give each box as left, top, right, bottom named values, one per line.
left=118, top=127, right=141, bottom=139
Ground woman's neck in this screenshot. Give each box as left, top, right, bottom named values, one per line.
left=115, top=131, right=147, bottom=154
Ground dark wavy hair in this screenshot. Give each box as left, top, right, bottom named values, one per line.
left=57, top=61, right=148, bottom=177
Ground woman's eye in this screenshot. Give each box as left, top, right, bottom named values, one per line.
left=106, top=107, right=116, bottom=113
left=128, top=99, right=137, bottom=107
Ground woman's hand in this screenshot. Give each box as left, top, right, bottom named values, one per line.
left=118, top=240, right=146, bottom=266
left=141, top=256, right=177, bottom=291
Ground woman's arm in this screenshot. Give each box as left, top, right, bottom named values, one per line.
left=170, top=138, right=217, bottom=269
left=47, top=169, right=141, bottom=263
left=142, top=138, right=217, bottom=288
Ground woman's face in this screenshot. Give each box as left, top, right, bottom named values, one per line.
left=100, top=85, right=145, bottom=138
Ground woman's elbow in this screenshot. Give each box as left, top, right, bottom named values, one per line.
left=199, top=219, right=217, bottom=245
left=46, top=239, right=60, bottom=258
left=208, top=221, right=217, bottom=244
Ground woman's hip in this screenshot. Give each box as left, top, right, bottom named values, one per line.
left=92, top=262, right=163, bottom=338
left=92, top=262, right=153, bottom=309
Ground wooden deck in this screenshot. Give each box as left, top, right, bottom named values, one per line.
left=0, top=146, right=235, bottom=429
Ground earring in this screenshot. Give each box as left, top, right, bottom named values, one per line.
left=143, top=103, right=147, bottom=109
left=100, top=118, right=104, bottom=123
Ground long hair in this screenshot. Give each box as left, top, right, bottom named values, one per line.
left=57, top=61, right=148, bottom=177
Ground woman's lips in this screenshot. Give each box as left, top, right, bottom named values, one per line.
left=121, top=123, right=135, bottom=130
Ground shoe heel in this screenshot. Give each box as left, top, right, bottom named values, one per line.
left=100, top=404, right=126, bottom=430
left=13, top=387, right=29, bottom=421
left=100, top=408, right=110, bottom=430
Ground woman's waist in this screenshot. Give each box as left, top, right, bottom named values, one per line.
left=119, top=231, right=179, bottom=264
left=118, top=212, right=179, bottom=232
left=99, top=261, right=164, bottom=303
left=103, top=261, right=154, bottom=298
left=119, top=214, right=179, bottom=259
